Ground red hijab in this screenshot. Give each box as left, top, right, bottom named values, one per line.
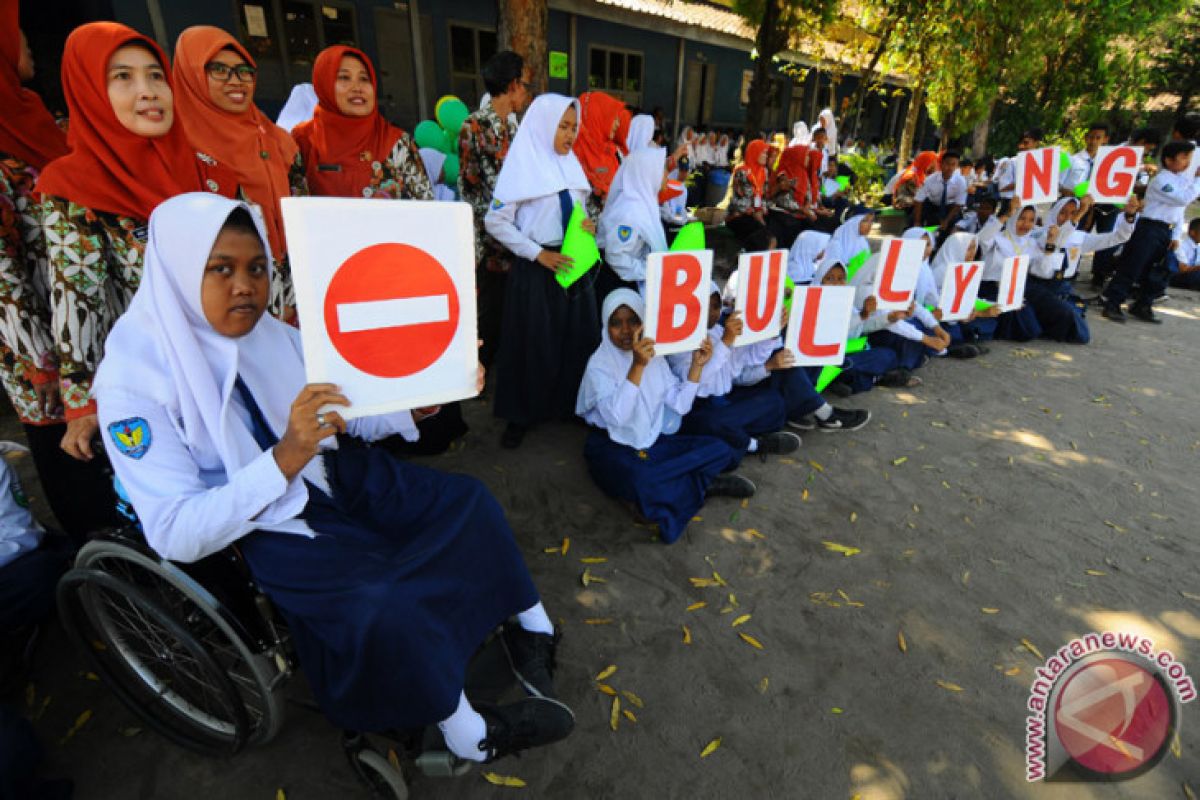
left=291, top=46, right=406, bottom=198
left=776, top=145, right=817, bottom=206
left=35, top=23, right=204, bottom=221
left=738, top=139, right=769, bottom=195
left=573, top=91, right=624, bottom=198
left=614, top=107, right=632, bottom=155
left=173, top=26, right=298, bottom=258
left=899, top=150, right=939, bottom=188
left=0, top=0, right=67, bottom=169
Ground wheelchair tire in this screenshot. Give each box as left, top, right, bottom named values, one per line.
left=58, top=567, right=252, bottom=756
left=351, top=749, right=410, bottom=800
left=63, top=540, right=287, bottom=751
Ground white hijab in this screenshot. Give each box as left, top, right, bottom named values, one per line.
left=984, top=204, right=1037, bottom=280
left=492, top=93, right=590, bottom=204
left=902, top=227, right=939, bottom=306
left=931, top=231, right=978, bottom=287
left=788, top=230, right=830, bottom=284
left=599, top=147, right=669, bottom=252
left=94, top=193, right=309, bottom=525
left=821, top=214, right=871, bottom=274
left=275, top=83, right=318, bottom=132
left=818, top=109, right=838, bottom=155
left=626, top=114, right=656, bottom=153
left=790, top=121, right=811, bottom=147
left=577, top=288, right=680, bottom=450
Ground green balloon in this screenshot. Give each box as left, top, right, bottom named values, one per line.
left=442, top=153, right=460, bottom=186
left=845, top=249, right=870, bottom=281
left=1074, top=181, right=1089, bottom=198
left=670, top=221, right=706, bottom=251
left=437, top=98, right=470, bottom=135
left=836, top=175, right=850, bottom=191
left=439, top=129, right=456, bottom=155
left=414, top=120, right=444, bottom=151
left=1059, top=150, right=1071, bottom=172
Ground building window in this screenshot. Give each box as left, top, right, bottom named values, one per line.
left=448, top=22, right=498, bottom=109
left=237, top=1, right=357, bottom=74
left=587, top=46, right=643, bottom=106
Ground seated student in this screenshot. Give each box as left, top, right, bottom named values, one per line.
left=821, top=210, right=875, bottom=276
left=94, top=194, right=573, bottom=765
left=956, top=195, right=997, bottom=234
left=660, top=165, right=690, bottom=229
left=725, top=140, right=775, bottom=251
left=765, top=147, right=816, bottom=248
left=788, top=230, right=831, bottom=285
left=1027, top=196, right=1136, bottom=342
left=1167, top=218, right=1200, bottom=290
left=891, top=151, right=938, bottom=211
left=666, top=286, right=799, bottom=456
left=905, top=228, right=988, bottom=357
left=598, top=146, right=669, bottom=292
left=913, top=150, right=966, bottom=239
left=973, top=204, right=1043, bottom=341
left=930, top=231, right=999, bottom=348
left=576, top=289, right=756, bottom=543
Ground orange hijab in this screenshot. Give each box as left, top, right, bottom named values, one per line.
left=738, top=139, right=769, bottom=195
left=900, top=150, right=939, bottom=188
left=173, top=27, right=297, bottom=258
left=292, top=45, right=406, bottom=198
left=776, top=145, right=816, bottom=206
left=614, top=107, right=632, bottom=155
left=0, top=0, right=67, bottom=169
left=573, top=91, right=624, bottom=198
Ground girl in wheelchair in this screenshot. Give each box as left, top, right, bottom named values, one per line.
left=92, top=193, right=572, bottom=763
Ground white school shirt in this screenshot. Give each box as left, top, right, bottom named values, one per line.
left=955, top=210, right=994, bottom=234
left=484, top=187, right=589, bottom=262
left=605, top=227, right=653, bottom=283
left=1176, top=232, right=1199, bottom=267
left=1140, top=168, right=1200, bottom=240
left=731, top=336, right=782, bottom=388
left=1061, top=150, right=1097, bottom=191
left=914, top=172, right=967, bottom=209
left=1028, top=213, right=1136, bottom=279
left=0, top=457, right=43, bottom=569
left=577, top=360, right=700, bottom=450
left=995, top=158, right=1016, bottom=198
left=667, top=324, right=734, bottom=398
left=98, top=385, right=418, bottom=564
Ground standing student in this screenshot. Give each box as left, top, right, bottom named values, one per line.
left=94, top=192, right=574, bottom=765
left=573, top=91, right=625, bottom=212
left=974, top=204, right=1043, bottom=340
left=577, top=289, right=754, bottom=543
left=995, top=128, right=1042, bottom=214
left=1063, top=123, right=1122, bottom=290
left=912, top=150, right=967, bottom=237
left=725, top=139, right=775, bottom=252
left=486, top=94, right=600, bottom=449
left=1102, top=141, right=1198, bottom=324
left=790, top=121, right=811, bottom=146
left=36, top=22, right=236, bottom=464
left=598, top=146, right=668, bottom=291
left=292, top=46, right=431, bottom=200
left=172, top=26, right=304, bottom=319
left=459, top=50, right=529, bottom=369
left=1167, top=218, right=1200, bottom=291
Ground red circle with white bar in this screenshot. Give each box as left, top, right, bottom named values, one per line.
left=323, top=243, right=460, bottom=378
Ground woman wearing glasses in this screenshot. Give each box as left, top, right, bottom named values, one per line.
left=173, top=26, right=305, bottom=321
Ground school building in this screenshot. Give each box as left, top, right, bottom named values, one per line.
left=25, top=0, right=930, bottom=143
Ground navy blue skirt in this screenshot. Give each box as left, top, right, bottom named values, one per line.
left=840, top=347, right=900, bottom=393
left=238, top=444, right=538, bottom=732
left=868, top=321, right=934, bottom=371
left=1025, top=277, right=1090, bottom=343
left=680, top=384, right=786, bottom=452
left=975, top=280, right=1043, bottom=342
left=583, top=429, right=739, bottom=544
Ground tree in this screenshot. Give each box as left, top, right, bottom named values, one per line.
left=497, top=0, right=548, bottom=93
left=1147, top=2, right=1200, bottom=118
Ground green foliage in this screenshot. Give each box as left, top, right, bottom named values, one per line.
left=839, top=152, right=886, bottom=205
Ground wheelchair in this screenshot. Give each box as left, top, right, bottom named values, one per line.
left=55, top=472, right=473, bottom=799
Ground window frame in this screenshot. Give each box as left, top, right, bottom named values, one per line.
left=446, top=19, right=498, bottom=106
left=586, top=44, right=644, bottom=106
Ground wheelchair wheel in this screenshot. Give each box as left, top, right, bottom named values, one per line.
left=59, top=541, right=287, bottom=755
left=349, top=747, right=409, bottom=800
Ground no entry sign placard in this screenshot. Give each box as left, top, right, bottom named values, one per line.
left=281, top=198, right=477, bottom=419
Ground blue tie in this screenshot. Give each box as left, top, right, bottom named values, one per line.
left=233, top=375, right=278, bottom=451
left=558, top=189, right=574, bottom=234
left=939, top=178, right=947, bottom=212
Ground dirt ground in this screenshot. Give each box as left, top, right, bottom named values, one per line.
left=6, top=274, right=1200, bottom=800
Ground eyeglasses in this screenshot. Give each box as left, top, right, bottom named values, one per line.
left=205, top=62, right=257, bottom=83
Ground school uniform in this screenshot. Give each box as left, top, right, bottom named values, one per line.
left=810, top=261, right=896, bottom=393
left=914, top=171, right=967, bottom=229
left=0, top=454, right=67, bottom=634
left=973, top=211, right=1043, bottom=341
left=788, top=231, right=831, bottom=285
left=1167, top=231, right=1200, bottom=290
left=485, top=94, right=600, bottom=429
left=1104, top=167, right=1200, bottom=311
left=598, top=146, right=668, bottom=296
left=94, top=193, right=541, bottom=734
left=994, top=157, right=1016, bottom=213
left=577, top=289, right=740, bottom=544
left=851, top=248, right=944, bottom=370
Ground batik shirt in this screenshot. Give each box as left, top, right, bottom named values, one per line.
left=726, top=169, right=763, bottom=219
left=0, top=154, right=58, bottom=424
left=459, top=98, right=518, bottom=272
left=361, top=134, right=434, bottom=201
left=768, top=174, right=802, bottom=213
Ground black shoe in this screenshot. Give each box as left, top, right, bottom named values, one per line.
left=477, top=696, right=575, bottom=762
left=1089, top=273, right=1105, bottom=290
left=787, top=414, right=817, bottom=431
left=1101, top=305, right=1126, bottom=323
left=706, top=473, right=756, bottom=499
left=946, top=343, right=981, bottom=359
left=755, top=431, right=801, bottom=456
left=818, top=407, right=871, bottom=432
left=1151, top=293, right=1170, bottom=305
left=823, top=379, right=853, bottom=398
left=1128, top=303, right=1162, bottom=324
left=500, top=423, right=526, bottom=449
left=878, top=368, right=921, bottom=388
left=501, top=621, right=560, bottom=700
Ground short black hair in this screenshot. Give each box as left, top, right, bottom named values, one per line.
left=221, top=206, right=263, bottom=240
left=1174, top=114, right=1200, bottom=141
left=1020, top=128, right=1043, bottom=142
left=958, top=157, right=973, bottom=167
left=481, top=50, right=525, bottom=97
left=1129, top=127, right=1162, bottom=147
left=977, top=195, right=997, bottom=208
left=1161, top=140, right=1196, bottom=163
left=1087, top=122, right=1110, bottom=136
left=812, top=127, right=827, bottom=137
left=1189, top=217, right=1200, bottom=233
left=941, top=150, right=961, bottom=162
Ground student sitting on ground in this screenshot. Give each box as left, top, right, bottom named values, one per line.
left=974, top=204, right=1043, bottom=341
left=1167, top=217, right=1200, bottom=291
left=576, top=289, right=756, bottom=544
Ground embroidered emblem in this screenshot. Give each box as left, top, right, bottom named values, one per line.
left=491, top=198, right=504, bottom=210
left=196, top=151, right=217, bottom=166
left=617, top=225, right=632, bottom=242
left=206, top=179, right=220, bottom=192
left=1163, top=184, right=1174, bottom=193
left=362, top=187, right=373, bottom=197
left=108, top=418, right=152, bottom=459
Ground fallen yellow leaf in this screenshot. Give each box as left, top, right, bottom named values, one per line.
left=831, top=707, right=844, bottom=714
left=711, top=570, right=729, bottom=587
left=584, top=618, right=614, bottom=625
left=849, top=511, right=858, bottom=523
left=595, top=683, right=617, bottom=696
left=580, top=557, right=608, bottom=564
left=561, top=537, right=570, bottom=555
left=276, top=790, right=286, bottom=800
left=689, top=577, right=718, bottom=587
left=739, top=632, right=764, bottom=650
left=622, top=709, right=637, bottom=723
left=594, top=665, right=617, bottom=681
left=745, top=528, right=765, bottom=539
left=897, top=630, right=907, bottom=653
left=1084, top=569, right=1107, bottom=577
left=682, top=625, right=692, bottom=644
left=483, top=772, right=528, bottom=788
left=1005, top=666, right=1021, bottom=676
left=700, top=737, right=722, bottom=758
left=622, top=690, right=644, bottom=708
left=542, top=546, right=561, bottom=554
left=609, top=696, right=620, bottom=731
left=822, top=540, right=861, bottom=557
left=1171, top=731, right=1181, bottom=758
left=1183, top=781, right=1197, bottom=800
left=892, top=456, right=908, bottom=466
left=728, top=593, right=738, bottom=607
left=731, top=614, right=751, bottom=627
left=758, top=677, right=769, bottom=693
left=740, top=498, right=749, bottom=509
left=801, top=488, right=810, bottom=501
left=687, top=601, right=707, bottom=612
left=936, top=680, right=964, bottom=693
left=808, top=460, right=824, bottom=472
left=981, top=607, right=1000, bottom=615
left=58, top=709, right=92, bottom=745
left=1022, top=638, right=1045, bottom=660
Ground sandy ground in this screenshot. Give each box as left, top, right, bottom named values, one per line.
left=6, top=272, right=1200, bottom=800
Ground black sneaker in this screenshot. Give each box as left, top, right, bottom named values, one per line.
left=477, top=696, right=576, bottom=762
left=787, top=414, right=817, bottom=431
left=823, top=379, right=853, bottom=398
left=501, top=621, right=560, bottom=700
left=878, top=368, right=921, bottom=388
left=755, top=431, right=801, bottom=456
left=1128, top=303, right=1162, bottom=324
left=817, top=407, right=871, bottom=432
left=946, top=343, right=981, bottom=359
left=1101, top=305, right=1126, bottom=323
left=706, top=473, right=756, bottom=499
left=500, top=423, right=526, bottom=449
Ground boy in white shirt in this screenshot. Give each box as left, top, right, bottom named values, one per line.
left=913, top=150, right=967, bottom=238
left=1167, top=217, right=1200, bottom=291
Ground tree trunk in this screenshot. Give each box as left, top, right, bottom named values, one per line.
left=938, top=108, right=957, bottom=151
left=898, top=81, right=924, bottom=169
left=744, top=0, right=783, bottom=137
left=971, top=98, right=994, bottom=159
left=497, top=0, right=549, bottom=93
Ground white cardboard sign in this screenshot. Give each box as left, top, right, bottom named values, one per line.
left=733, top=249, right=788, bottom=346
left=783, top=285, right=855, bottom=366
left=643, top=250, right=715, bottom=357
left=871, top=237, right=926, bottom=311
left=937, top=261, right=985, bottom=322
left=1089, top=145, right=1143, bottom=204
left=996, top=254, right=1030, bottom=312
left=1014, top=146, right=1062, bottom=206
left=280, top=197, right=478, bottom=419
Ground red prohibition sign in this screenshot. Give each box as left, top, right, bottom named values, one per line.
left=322, top=242, right=460, bottom=378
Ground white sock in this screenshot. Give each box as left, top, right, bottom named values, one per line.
left=747, top=438, right=759, bottom=453
left=516, top=601, right=554, bottom=635
left=438, top=692, right=488, bottom=762
left=814, top=404, right=834, bottom=420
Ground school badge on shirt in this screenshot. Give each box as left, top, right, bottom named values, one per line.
left=617, top=225, right=632, bottom=242
left=108, top=418, right=151, bottom=459
left=491, top=198, right=504, bottom=210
